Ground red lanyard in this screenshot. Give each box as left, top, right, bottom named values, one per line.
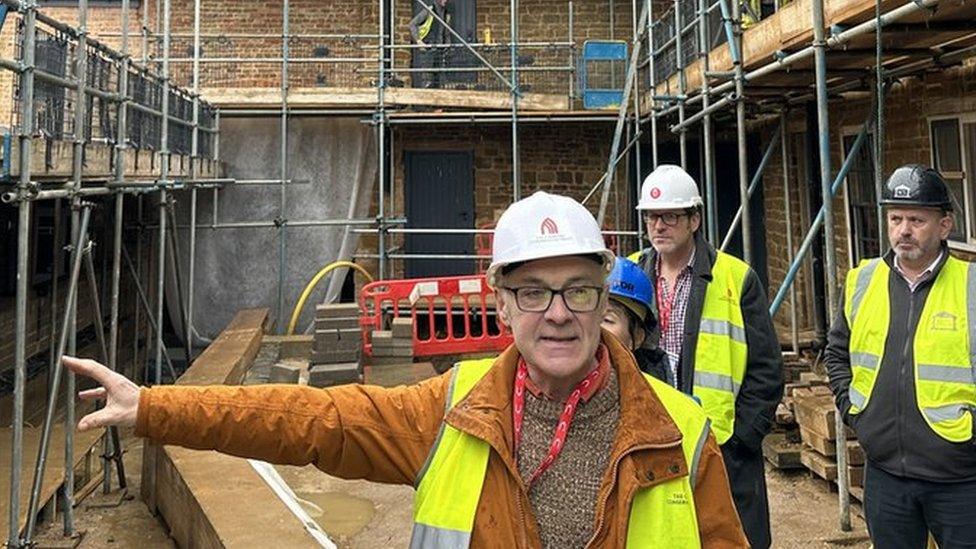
left=512, top=361, right=602, bottom=486
left=656, top=274, right=678, bottom=334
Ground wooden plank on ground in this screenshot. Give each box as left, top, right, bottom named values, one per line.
left=0, top=422, right=102, bottom=539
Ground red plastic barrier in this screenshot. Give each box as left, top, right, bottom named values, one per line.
left=359, top=274, right=513, bottom=358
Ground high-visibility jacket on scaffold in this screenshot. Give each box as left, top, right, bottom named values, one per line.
left=628, top=249, right=750, bottom=445
left=845, top=255, right=976, bottom=442
left=411, top=358, right=711, bottom=548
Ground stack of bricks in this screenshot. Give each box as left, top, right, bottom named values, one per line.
left=370, top=317, right=415, bottom=366
left=308, top=303, right=362, bottom=388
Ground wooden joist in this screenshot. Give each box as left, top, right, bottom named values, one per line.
left=201, top=86, right=571, bottom=112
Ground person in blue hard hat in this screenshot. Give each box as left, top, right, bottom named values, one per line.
left=602, top=257, right=670, bottom=378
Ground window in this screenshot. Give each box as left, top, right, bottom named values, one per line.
left=930, top=116, right=976, bottom=244
left=843, top=132, right=880, bottom=264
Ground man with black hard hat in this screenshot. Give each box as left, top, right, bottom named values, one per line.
left=826, top=164, right=976, bottom=548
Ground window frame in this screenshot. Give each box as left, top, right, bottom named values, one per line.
left=928, top=114, right=976, bottom=252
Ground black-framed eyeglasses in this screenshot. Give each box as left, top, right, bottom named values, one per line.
left=499, top=285, right=605, bottom=313
left=642, top=211, right=690, bottom=227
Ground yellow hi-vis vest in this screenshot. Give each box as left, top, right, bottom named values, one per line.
left=625, top=249, right=749, bottom=444
left=845, top=256, right=976, bottom=443
left=411, top=358, right=711, bottom=548
left=692, top=252, right=749, bottom=444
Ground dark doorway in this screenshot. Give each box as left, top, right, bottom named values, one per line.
left=405, top=150, right=476, bottom=277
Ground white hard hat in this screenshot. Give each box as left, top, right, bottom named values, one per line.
left=636, top=164, right=703, bottom=210
left=486, top=191, right=615, bottom=287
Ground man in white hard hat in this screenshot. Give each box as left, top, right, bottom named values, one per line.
left=61, top=191, right=747, bottom=547
left=630, top=164, right=783, bottom=549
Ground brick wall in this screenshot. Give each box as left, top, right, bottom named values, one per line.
left=127, top=0, right=637, bottom=91
left=760, top=60, right=976, bottom=338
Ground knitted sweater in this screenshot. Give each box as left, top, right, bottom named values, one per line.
left=517, top=368, right=621, bottom=548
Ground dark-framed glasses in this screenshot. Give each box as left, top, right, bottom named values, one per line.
left=642, top=211, right=689, bottom=227
left=500, top=285, right=604, bottom=313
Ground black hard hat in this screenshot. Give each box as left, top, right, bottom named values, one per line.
left=879, top=164, right=953, bottom=211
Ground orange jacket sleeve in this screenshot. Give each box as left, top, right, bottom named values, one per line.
left=694, top=434, right=750, bottom=548
left=134, top=372, right=452, bottom=485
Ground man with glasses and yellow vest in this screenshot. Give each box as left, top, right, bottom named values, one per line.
left=629, top=164, right=783, bottom=549
left=826, top=164, right=976, bottom=548
left=60, top=191, right=747, bottom=547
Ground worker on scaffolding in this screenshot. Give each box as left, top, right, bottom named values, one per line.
left=825, top=164, right=976, bottom=548
left=629, top=164, right=784, bottom=549
left=63, top=190, right=747, bottom=547
left=602, top=255, right=670, bottom=379
left=408, top=0, right=452, bottom=89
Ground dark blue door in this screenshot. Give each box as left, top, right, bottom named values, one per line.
left=405, top=150, right=475, bottom=278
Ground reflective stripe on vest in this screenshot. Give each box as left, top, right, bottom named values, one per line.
left=845, top=256, right=976, bottom=443
left=417, top=13, right=434, bottom=41
left=413, top=360, right=710, bottom=548
left=692, top=251, right=749, bottom=444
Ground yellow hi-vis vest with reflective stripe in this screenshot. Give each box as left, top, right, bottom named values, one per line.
left=845, top=256, right=976, bottom=443
left=692, top=252, right=750, bottom=445
left=411, top=358, right=711, bottom=548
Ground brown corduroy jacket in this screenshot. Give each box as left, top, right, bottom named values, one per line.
left=135, top=331, right=747, bottom=548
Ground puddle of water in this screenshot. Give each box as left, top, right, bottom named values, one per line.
left=294, top=491, right=376, bottom=538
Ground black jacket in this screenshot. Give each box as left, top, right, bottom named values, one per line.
left=825, top=247, right=976, bottom=482
left=635, top=232, right=784, bottom=453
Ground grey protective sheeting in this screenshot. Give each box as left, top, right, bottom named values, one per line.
left=168, top=116, right=377, bottom=339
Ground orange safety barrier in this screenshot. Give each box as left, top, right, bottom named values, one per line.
left=359, top=274, right=513, bottom=358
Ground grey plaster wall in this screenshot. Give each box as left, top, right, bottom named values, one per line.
left=169, top=116, right=377, bottom=339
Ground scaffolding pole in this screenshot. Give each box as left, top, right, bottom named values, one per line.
left=155, top=0, right=172, bottom=384
left=730, top=0, right=751, bottom=262
left=699, top=0, right=717, bottom=241
left=187, top=0, right=202, bottom=360
left=597, top=0, right=650, bottom=226
left=632, top=0, right=644, bottom=250
left=511, top=0, right=521, bottom=200
left=812, top=0, right=849, bottom=527
left=7, top=0, right=37, bottom=544
left=377, top=0, right=387, bottom=279
left=647, top=4, right=658, bottom=169
left=277, top=0, right=290, bottom=332
left=781, top=110, right=799, bottom=355
left=24, top=206, right=92, bottom=544
left=674, top=0, right=688, bottom=168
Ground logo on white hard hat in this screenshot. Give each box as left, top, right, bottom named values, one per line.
left=540, top=217, right=559, bottom=235
left=893, top=185, right=911, bottom=198
left=650, top=187, right=662, bottom=199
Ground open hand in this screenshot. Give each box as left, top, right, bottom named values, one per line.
left=63, top=356, right=141, bottom=431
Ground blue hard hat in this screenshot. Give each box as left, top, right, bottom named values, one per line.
left=607, top=257, right=654, bottom=323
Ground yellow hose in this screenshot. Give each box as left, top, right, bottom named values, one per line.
left=287, top=261, right=374, bottom=335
